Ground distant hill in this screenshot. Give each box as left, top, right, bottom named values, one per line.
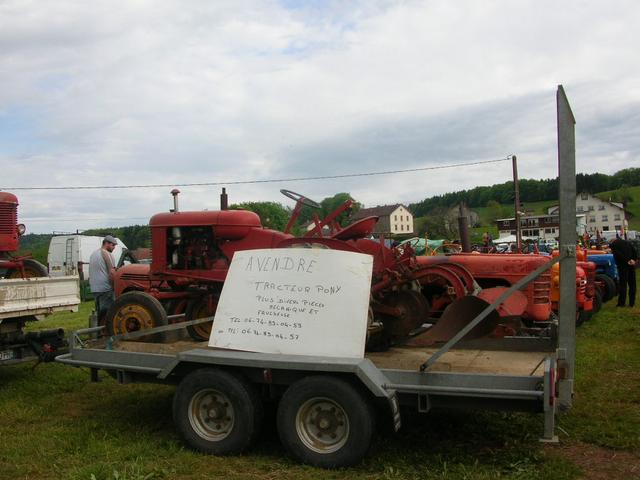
left=412, top=184, right=640, bottom=242
left=409, top=168, right=640, bottom=217
left=17, top=225, right=150, bottom=266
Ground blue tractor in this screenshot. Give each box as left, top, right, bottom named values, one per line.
left=587, top=253, right=618, bottom=303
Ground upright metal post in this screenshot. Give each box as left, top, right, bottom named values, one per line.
left=458, top=203, right=471, bottom=252
left=512, top=155, right=522, bottom=253
left=556, top=85, right=577, bottom=410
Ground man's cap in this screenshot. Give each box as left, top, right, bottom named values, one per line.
left=103, top=235, right=117, bottom=244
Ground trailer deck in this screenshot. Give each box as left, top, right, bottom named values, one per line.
left=107, top=339, right=548, bottom=376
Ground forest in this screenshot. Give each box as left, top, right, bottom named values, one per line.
left=409, top=167, right=640, bottom=217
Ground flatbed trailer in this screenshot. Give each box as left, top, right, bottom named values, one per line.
left=57, top=330, right=557, bottom=467
left=56, top=86, right=577, bottom=468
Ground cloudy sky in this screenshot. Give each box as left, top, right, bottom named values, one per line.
left=1, top=0, right=639, bottom=233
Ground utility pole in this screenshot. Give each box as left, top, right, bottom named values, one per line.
left=457, top=203, right=471, bottom=252
left=512, top=155, right=522, bottom=253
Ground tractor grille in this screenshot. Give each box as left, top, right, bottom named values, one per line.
left=0, top=203, right=17, bottom=234
left=120, top=273, right=150, bottom=282
left=532, top=271, right=551, bottom=304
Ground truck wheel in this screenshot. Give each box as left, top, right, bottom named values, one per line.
left=595, top=274, right=616, bottom=302
left=7, top=259, right=48, bottom=278
left=186, top=295, right=218, bottom=342
left=105, top=291, right=168, bottom=339
left=173, top=368, right=263, bottom=455
left=277, top=376, right=375, bottom=468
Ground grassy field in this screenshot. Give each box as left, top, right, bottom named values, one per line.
left=2, top=279, right=639, bottom=480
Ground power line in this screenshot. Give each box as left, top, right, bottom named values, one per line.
left=2, top=157, right=511, bottom=191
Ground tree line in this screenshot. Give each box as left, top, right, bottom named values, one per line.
left=409, top=168, right=640, bottom=217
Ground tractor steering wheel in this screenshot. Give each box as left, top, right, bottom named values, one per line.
left=280, top=189, right=321, bottom=208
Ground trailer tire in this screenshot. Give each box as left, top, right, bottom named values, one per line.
left=277, top=376, right=375, bottom=468
left=595, top=274, right=616, bottom=302
left=105, top=291, right=168, bottom=340
left=173, top=368, right=263, bottom=455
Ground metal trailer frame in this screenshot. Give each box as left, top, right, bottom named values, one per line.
left=56, top=85, right=576, bottom=460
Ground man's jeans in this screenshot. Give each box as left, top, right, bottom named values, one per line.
left=94, top=290, right=115, bottom=323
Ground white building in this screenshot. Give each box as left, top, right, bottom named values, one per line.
left=351, top=204, right=414, bottom=235
left=548, top=192, right=629, bottom=235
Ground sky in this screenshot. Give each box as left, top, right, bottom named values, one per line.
left=1, top=0, right=639, bottom=234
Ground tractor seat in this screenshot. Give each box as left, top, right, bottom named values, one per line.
left=331, top=216, right=379, bottom=241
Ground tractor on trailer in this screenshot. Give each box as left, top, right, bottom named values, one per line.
left=108, top=188, right=523, bottom=349
left=57, top=87, right=579, bottom=468
left=0, top=192, right=80, bottom=365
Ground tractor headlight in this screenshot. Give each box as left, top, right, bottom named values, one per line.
left=17, top=224, right=26, bottom=235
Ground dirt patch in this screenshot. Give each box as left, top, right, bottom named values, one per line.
left=546, top=442, right=640, bottom=480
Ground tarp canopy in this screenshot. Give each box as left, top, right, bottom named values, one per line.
left=399, top=237, right=445, bottom=255
left=494, top=234, right=535, bottom=244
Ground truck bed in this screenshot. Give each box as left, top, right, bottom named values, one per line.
left=0, top=275, right=80, bottom=320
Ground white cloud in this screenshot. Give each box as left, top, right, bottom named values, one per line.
left=0, top=0, right=639, bottom=232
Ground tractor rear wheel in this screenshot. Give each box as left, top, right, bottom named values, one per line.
left=105, top=291, right=168, bottom=339
left=592, top=290, right=603, bottom=314
left=7, top=259, right=48, bottom=278
left=186, top=295, right=218, bottom=342
left=381, top=290, right=430, bottom=342
left=595, top=274, right=617, bottom=302
left=576, top=309, right=591, bottom=327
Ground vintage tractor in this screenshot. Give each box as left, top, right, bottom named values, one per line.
left=416, top=253, right=553, bottom=325
left=585, top=250, right=618, bottom=303
left=109, top=189, right=497, bottom=349
left=0, top=192, right=48, bottom=278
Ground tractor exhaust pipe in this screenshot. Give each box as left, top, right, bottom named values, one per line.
left=220, top=187, right=228, bottom=210
left=170, top=189, right=180, bottom=212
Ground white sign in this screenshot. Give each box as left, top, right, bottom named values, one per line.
left=209, top=248, right=373, bottom=358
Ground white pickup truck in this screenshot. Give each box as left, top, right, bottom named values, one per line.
left=0, top=275, right=80, bottom=365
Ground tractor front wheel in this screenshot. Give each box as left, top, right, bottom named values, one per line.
left=105, top=291, right=168, bottom=339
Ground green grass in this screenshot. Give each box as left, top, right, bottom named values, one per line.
left=2, top=281, right=639, bottom=479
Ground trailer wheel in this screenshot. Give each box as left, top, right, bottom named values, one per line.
left=105, top=291, right=168, bottom=339
left=7, top=259, right=48, bottom=278
left=277, top=376, right=375, bottom=468
left=173, top=368, right=263, bottom=455
left=595, top=274, right=616, bottom=302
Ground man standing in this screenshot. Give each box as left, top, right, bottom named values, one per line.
left=609, top=236, right=637, bottom=307
left=89, top=235, right=118, bottom=321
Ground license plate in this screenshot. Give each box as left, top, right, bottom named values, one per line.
left=0, top=350, right=15, bottom=361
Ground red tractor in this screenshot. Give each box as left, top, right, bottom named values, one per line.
left=417, top=253, right=553, bottom=324
left=109, top=189, right=499, bottom=348
left=0, top=192, right=48, bottom=278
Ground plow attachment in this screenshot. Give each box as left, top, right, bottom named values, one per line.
left=404, top=287, right=527, bottom=347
